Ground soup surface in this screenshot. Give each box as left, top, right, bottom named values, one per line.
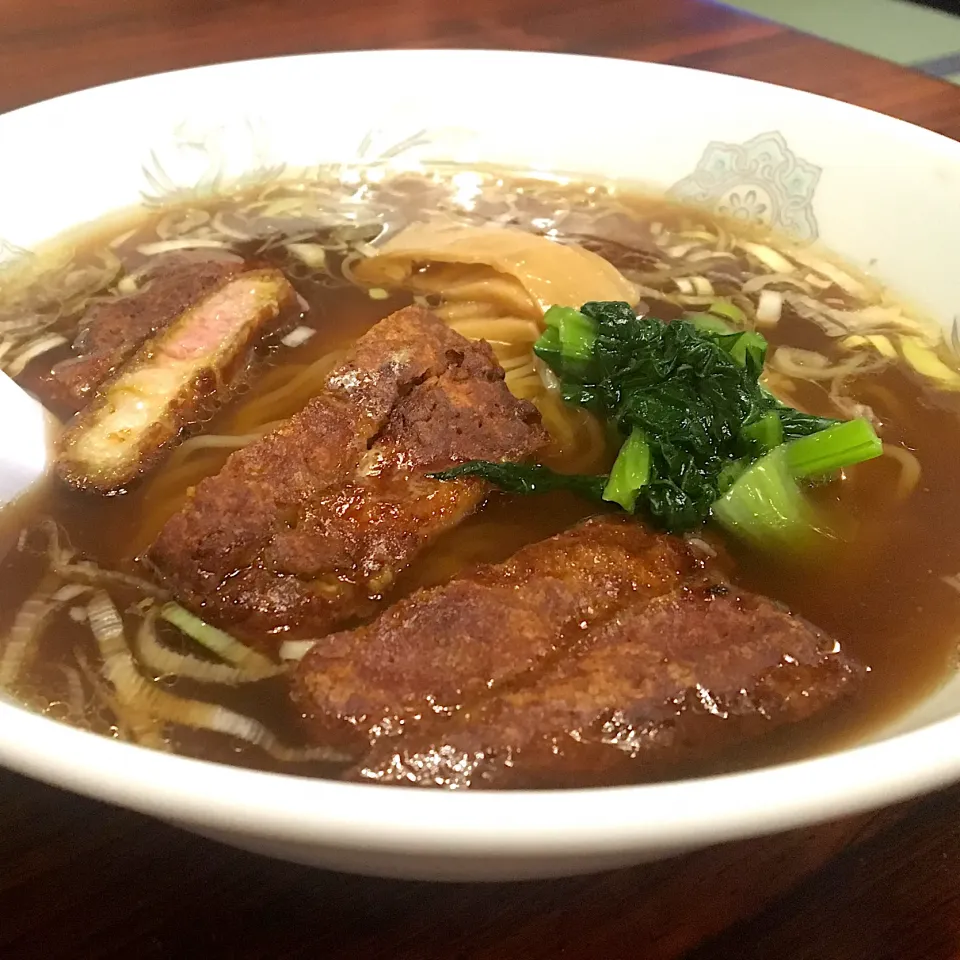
left=2, top=165, right=960, bottom=785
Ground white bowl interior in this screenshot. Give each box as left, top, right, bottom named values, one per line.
left=0, top=50, right=959, bottom=879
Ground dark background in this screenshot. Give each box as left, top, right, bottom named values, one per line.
left=906, top=0, right=960, bottom=14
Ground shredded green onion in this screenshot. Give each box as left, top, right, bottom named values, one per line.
left=706, top=299, right=747, bottom=326
left=159, top=603, right=278, bottom=674
left=688, top=312, right=734, bottom=336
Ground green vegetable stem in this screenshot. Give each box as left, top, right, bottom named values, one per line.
left=432, top=300, right=882, bottom=548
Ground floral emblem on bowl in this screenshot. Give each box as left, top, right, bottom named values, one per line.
left=668, top=131, right=821, bottom=242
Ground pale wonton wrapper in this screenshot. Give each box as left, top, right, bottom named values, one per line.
left=353, top=219, right=638, bottom=320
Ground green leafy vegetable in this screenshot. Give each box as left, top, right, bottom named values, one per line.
left=602, top=427, right=651, bottom=512
left=741, top=410, right=784, bottom=455
left=712, top=446, right=824, bottom=550
left=536, top=299, right=841, bottom=530
left=725, top=329, right=767, bottom=369
left=441, top=300, right=882, bottom=539
left=714, top=417, right=883, bottom=548
left=432, top=461, right=607, bottom=501
left=784, top=418, right=882, bottom=479
left=544, top=305, right=597, bottom=361
left=532, top=324, right=563, bottom=371
left=560, top=309, right=598, bottom=362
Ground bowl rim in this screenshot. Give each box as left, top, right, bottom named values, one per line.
left=2, top=694, right=959, bottom=855
left=2, top=48, right=960, bottom=858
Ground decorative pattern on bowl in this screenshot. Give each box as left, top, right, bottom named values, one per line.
left=139, top=119, right=476, bottom=208
left=669, top=131, right=821, bottom=242
left=0, top=238, right=31, bottom=273
left=140, top=117, right=285, bottom=207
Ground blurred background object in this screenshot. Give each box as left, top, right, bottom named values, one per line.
left=907, top=0, right=960, bottom=13
left=727, top=0, right=960, bottom=83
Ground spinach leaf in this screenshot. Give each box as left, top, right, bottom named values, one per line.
left=431, top=462, right=608, bottom=500
left=437, top=301, right=875, bottom=536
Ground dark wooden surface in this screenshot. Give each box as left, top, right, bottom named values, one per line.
left=4, top=1, right=960, bottom=958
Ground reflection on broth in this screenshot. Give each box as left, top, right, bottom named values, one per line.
left=0, top=165, right=959, bottom=787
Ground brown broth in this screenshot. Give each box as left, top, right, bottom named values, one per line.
left=2, top=171, right=960, bottom=784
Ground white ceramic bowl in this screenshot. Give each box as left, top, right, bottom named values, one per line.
left=1, top=50, right=960, bottom=882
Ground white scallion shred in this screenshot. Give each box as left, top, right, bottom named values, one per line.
left=159, top=602, right=280, bottom=676
left=804, top=272, right=833, bottom=290
left=663, top=242, right=700, bottom=259
left=740, top=242, right=797, bottom=274
left=281, top=325, right=316, bottom=348
left=5, top=334, right=68, bottom=376
left=0, top=574, right=62, bottom=687
left=87, top=593, right=342, bottom=763
left=52, top=583, right=93, bottom=603
left=279, top=639, right=317, bottom=662
left=135, top=238, right=230, bottom=255
left=756, top=289, right=783, bottom=327
left=52, top=559, right=169, bottom=597
left=790, top=249, right=869, bottom=298
left=741, top=273, right=812, bottom=295
left=136, top=612, right=285, bottom=685
left=285, top=243, right=328, bottom=269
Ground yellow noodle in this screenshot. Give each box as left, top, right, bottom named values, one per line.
left=532, top=391, right=608, bottom=472
left=230, top=347, right=347, bottom=431
left=150, top=451, right=227, bottom=496
left=504, top=373, right=545, bottom=400
left=434, top=300, right=501, bottom=322
left=448, top=318, right=543, bottom=343
left=881, top=443, right=922, bottom=499
left=426, top=272, right=539, bottom=317
left=533, top=392, right=577, bottom=453
left=490, top=341, right=535, bottom=364
left=564, top=407, right=608, bottom=473
left=855, top=381, right=909, bottom=423
left=252, top=363, right=310, bottom=395
left=499, top=354, right=535, bottom=373
left=163, top=424, right=282, bottom=475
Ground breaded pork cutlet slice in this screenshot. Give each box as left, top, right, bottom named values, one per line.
left=57, top=267, right=299, bottom=492
left=292, top=516, right=863, bottom=788
left=44, top=255, right=243, bottom=414
left=149, top=306, right=548, bottom=647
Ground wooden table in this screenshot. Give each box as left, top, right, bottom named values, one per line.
left=4, top=1, right=960, bottom=957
